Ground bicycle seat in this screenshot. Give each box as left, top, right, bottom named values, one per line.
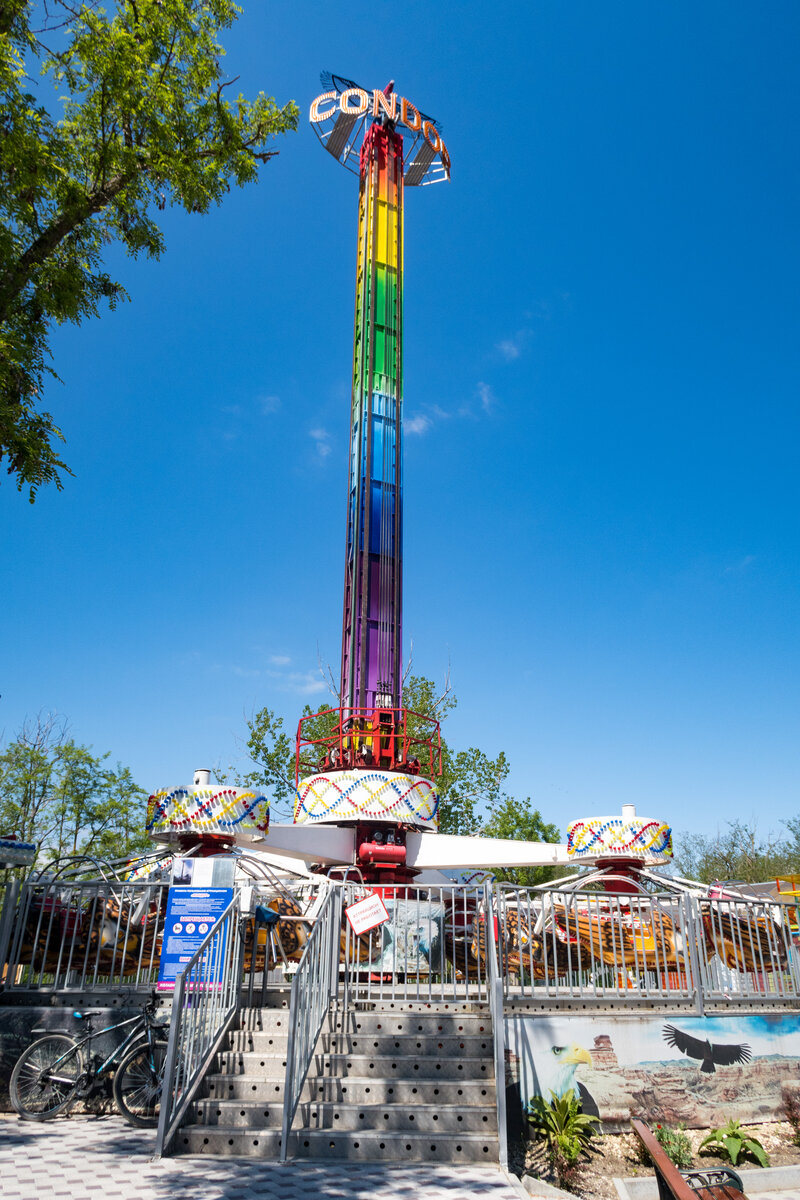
left=72, top=1010, right=104, bottom=1021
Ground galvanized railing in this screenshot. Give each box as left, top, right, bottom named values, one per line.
left=280, top=884, right=343, bottom=1161
left=494, top=884, right=800, bottom=1008
left=339, top=882, right=489, bottom=1006
left=154, top=893, right=244, bottom=1156
left=3, top=878, right=169, bottom=992
left=696, top=896, right=800, bottom=1003
left=484, top=881, right=508, bottom=1170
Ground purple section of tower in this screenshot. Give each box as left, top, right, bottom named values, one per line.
left=340, top=122, right=404, bottom=716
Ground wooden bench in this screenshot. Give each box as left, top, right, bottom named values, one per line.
left=631, top=1119, right=747, bottom=1200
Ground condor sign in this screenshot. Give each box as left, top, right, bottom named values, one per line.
left=310, top=86, right=451, bottom=178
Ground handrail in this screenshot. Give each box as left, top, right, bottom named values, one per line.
left=486, top=881, right=508, bottom=1170
left=154, top=892, right=243, bottom=1157
left=280, top=884, right=342, bottom=1161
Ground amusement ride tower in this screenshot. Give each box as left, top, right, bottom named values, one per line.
left=145, top=76, right=672, bottom=893
left=290, top=75, right=452, bottom=888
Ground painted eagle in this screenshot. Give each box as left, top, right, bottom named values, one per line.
left=663, top=1024, right=752, bottom=1074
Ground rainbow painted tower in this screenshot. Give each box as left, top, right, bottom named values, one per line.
left=341, top=116, right=404, bottom=716
left=294, top=75, right=450, bottom=883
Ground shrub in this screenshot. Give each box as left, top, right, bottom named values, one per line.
left=653, top=1123, right=693, bottom=1169
left=781, top=1086, right=800, bottom=1148
left=699, top=1119, right=769, bottom=1168
left=526, top=1090, right=599, bottom=1190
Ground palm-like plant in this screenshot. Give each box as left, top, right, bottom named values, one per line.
left=526, top=1090, right=599, bottom=1187
left=699, top=1119, right=769, bottom=1168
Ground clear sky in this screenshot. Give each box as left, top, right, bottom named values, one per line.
left=2, top=0, right=798, bottom=849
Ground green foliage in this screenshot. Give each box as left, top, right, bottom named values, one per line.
left=481, top=795, right=562, bottom=887
left=674, top=820, right=800, bottom=885
left=1, top=0, right=298, bottom=499
left=231, top=703, right=338, bottom=820
left=526, top=1090, right=598, bottom=1189
left=648, top=1123, right=693, bottom=1170
left=698, top=1119, right=769, bottom=1168
left=0, top=713, right=150, bottom=866
left=781, top=1086, right=800, bottom=1148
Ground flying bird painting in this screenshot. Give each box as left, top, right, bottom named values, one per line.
left=663, top=1024, right=752, bottom=1074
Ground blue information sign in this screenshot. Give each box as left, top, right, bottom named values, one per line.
left=157, top=886, right=234, bottom=992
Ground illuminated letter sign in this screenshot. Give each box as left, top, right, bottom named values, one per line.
left=340, top=87, right=370, bottom=116
left=310, top=91, right=338, bottom=123
left=422, top=120, right=441, bottom=152
left=309, top=86, right=451, bottom=179
left=400, top=96, right=421, bottom=132
left=373, top=90, right=397, bottom=122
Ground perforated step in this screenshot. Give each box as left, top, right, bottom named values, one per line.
left=205, top=1072, right=494, bottom=1106
left=177, top=1005, right=500, bottom=1163
left=179, top=1125, right=499, bottom=1162
left=192, top=1098, right=496, bottom=1133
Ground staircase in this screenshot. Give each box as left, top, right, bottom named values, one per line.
left=174, top=1000, right=500, bottom=1163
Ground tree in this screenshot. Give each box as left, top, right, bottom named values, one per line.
left=481, top=795, right=562, bottom=888
left=673, top=819, right=800, bottom=885
left=0, top=713, right=150, bottom=865
left=1, top=0, right=298, bottom=499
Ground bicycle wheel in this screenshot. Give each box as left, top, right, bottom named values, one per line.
left=113, top=1040, right=167, bottom=1127
left=10, top=1034, right=84, bottom=1120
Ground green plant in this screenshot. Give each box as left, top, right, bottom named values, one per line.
left=526, top=1090, right=599, bottom=1189
left=651, top=1123, right=693, bottom=1169
left=781, top=1086, right=800, bottom=1148
left=699, top=1119, right=769, bottom=1168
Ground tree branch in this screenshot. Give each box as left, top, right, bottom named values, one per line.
left=0, top=171, right=136, bottom=322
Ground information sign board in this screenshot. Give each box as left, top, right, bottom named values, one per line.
left=345, top=892, right=390, bottom=937
left=157, top=886, right=233, bottom=992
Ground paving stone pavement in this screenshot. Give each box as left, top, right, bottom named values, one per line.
left=0, top=1115, right=526, bottom=1200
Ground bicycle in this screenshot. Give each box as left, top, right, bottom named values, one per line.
left=9, top=990, right=169, bottom=1127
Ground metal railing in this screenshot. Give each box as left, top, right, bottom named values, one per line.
left=493, top=884, right=800, bottom=1008
left=696, top=896, right=800, bottom=1002
left=484, top=881, right=508, bottom=1169
left=155, top=893, right=244, bottom=1156
left=280, top=884, right=343, bottom=1161
left=339, top=881, right=489, bottom=1006
left=3, top=878, right=169, bottom=992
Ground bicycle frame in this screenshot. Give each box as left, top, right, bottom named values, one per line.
left=35, top=1012, right=158, bottom=1082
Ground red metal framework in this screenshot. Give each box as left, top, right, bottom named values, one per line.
left=295, top=706, right=441, bottom=784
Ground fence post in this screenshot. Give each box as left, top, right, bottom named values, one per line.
left=154, top=969, right=186, bottom=1158
left=328, top=886, right=342, bottom=1006
left=683, top=894, right=706, bottom=1015
left=485, top=880, right=508, bottom=1169
left=0, top=879, right=20, bottom=988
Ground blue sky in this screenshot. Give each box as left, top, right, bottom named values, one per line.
left=2, top=1, right=799, bottom=850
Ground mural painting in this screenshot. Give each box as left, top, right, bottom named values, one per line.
left=507, top=1012, right=800, bottom=1130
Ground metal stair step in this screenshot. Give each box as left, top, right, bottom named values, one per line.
left=225, top=1030, right=490, bottom=1055
left=233, top=1009, right=292, bottom=1032
left=177, top=1125, right=498, bottom=1162
left=205, top=1073, right=495, bottom=1106
left=214, top=1050, right=493, bottom=1081
left=226, top=1030, right=290, bottom=1052
left=215, top=1050, right=287, bottom=1077
left=290, top=1128, right=499, bottom=1163
left=321, top=1033, right=493, bottom=1055
left=332, top=1013, right=492, bottom=1035
left=191, top=1099, right=496, bottom=1133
